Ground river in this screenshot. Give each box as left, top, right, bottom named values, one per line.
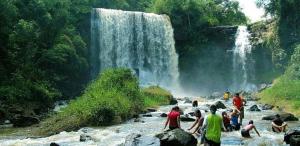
left=1, top=95, right=299, bottom=146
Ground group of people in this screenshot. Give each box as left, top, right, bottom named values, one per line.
left=163, top=92, right=288, bottom=146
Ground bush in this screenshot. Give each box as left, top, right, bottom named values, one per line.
left=142, top=86, right=172, bottom=108
left=259, top=76, right=300, bottom=115
left=35, top=69, right=171, bottom=135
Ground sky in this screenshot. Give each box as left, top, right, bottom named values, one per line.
left=236, top=0, right=266, bottom=22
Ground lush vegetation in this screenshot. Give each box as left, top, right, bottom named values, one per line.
left=256, top=0, right=300, bottom=114
left=34, top=69, right=172, bottom=135
left=0, top=0, right=248, bottom=117
left=142, top=86, right=173, bottom=108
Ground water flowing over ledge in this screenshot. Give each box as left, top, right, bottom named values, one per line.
left=90, top=8, right=180, bottom=92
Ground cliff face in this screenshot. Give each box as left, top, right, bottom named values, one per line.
left=179, top=26, right=238, bottom=95
left=248, top=21, right=280, bottom=84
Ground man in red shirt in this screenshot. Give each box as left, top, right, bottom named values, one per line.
left=164, top=106, right=181, bottom=130
left=233, top=93, right=246, bottom=124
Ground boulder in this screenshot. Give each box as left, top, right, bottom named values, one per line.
left=10, top=115, right=39, bottom=127
left=147, top=108, right=157, bottom=112
left=134, top=118, right=145, bottom=123
left=180, top=115, right=195, bottom=122
left=261, top=104, right=274, bottom=110
left=124, top=133, right=160, bottom=146
left=183, top=97, right=192, bottom=104
left=188, top=112, right=195, bottom=117
left=248, top=105, right=261, bottom=111
left=142, top=114, right=152, bottom=117
left=80, top=134, right=92, bottom=142
left=156, top=128, right=197, bottom=146
left=214, top=101, right=226, bottom=109
left=290, top=135, right=300, bottom=146
left=50, top=143, right=60, bottom=146
left=262, top=113, right=299, bottom=121
left=169, top=97, right=178, bottom=105
left=284, top=128, right=300, bottom=145
left=160, top=113, right=168, bottom=117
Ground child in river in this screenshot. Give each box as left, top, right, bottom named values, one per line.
left=231, top=108, right=240, bottom=130
left=241, top=120, right=260, bottom=138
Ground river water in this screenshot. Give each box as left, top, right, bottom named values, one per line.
left=0, top=96, right=299, bottom=146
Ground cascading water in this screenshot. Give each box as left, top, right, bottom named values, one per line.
left=231, top=26, right=256, bottom=92
left=90, top=8, right=180, bottom=91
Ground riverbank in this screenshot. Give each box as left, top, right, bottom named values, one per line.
left=30, top=69, right=174, bottom=136
left=259, top=77, right=300, bottom=116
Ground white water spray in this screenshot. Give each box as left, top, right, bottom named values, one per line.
left=90, top=8, right=180, bottom=92
left=231, top=26, right=256, bottom=92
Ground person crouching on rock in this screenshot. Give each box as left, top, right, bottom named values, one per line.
left=272, top=114, right=288, bottom=133
left=241, top=120, right=260, bottom=138
left=188, top=109, right=204, bottom=135
left=164, top=106, right=181, bottom=130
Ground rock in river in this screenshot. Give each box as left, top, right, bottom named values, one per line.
left=262, top=113, right=298, bottom=121
left=214, top=101, right=226, bottom=109
left=124, top=133, right=160, bottom=146
left=156, top=128, right=197, bottom=146
left=248, top=105, right=261, bottom=111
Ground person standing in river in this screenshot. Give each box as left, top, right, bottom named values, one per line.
left=233, top=93, right=246, bottom=124
left=201, top=105, right=226, bottom=146
left=163, top=106, right=181, bottom=130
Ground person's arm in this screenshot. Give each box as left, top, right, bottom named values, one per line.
left=192, top=118, right=203, bottom=134
left=272, top=121, right=280, bottom=128
left=177, top=115, right=181, bottom=129
left=164, top=117, right=170, bottom=129
left=201, top=117, right=208, bottom=131
left=221, top=117, right=227, bottom=132
left=254, top=126, right=260, bottom=137
left=188, top=118, right=199, bottom=130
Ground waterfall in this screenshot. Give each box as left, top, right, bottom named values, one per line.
left=90, top=8, right=180, bottom=91
left=231, top=26, right=256, bottom=92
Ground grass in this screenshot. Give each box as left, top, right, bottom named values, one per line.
left=259, top=76, right=300, bottom=116
left=142, top=86, right=173, bottom=108
left=33, top=69, right=171, bottom=136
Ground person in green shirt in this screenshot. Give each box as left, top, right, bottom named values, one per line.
left=201, top=104, right=226, bottom=146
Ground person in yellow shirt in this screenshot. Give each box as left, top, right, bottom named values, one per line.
left=223, top=90, right=230, bottom=101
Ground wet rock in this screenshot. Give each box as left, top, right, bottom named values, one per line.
left=124, top=133, right=160, bottom=146
left=80, top=134, right=92, bottom=142
left=284, top=128, right=300, bottom=145
left=147, top=108, right=157, bottom=112
left=156, top=128, right=197, bottom=146
left=160, top=113, right=167, bottom=117
left=169, top=97, right=178, bottom=105
left=248, top=105, right=261, bottom=111
left=262, top=113, right=299, bottom=121
left=179, top=108, right=184, bottom=115
left=134, top=118, right=145, bottom=123
left=261, top=104, right=274, bottom=110
left=188, top=112, right=195, bottom=117
left=290, top=135, right=300, bottom=146
left=180, top=115, right=195, bottom=122
left=184, top=97, right=192, bottom=104
left=10, top=115, right=39, bottom=127
left=142, top=114, right=152, bottom=117
left=50, top=142, right=60, bottom=146
left=214, top=101, right=226, bottom=109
